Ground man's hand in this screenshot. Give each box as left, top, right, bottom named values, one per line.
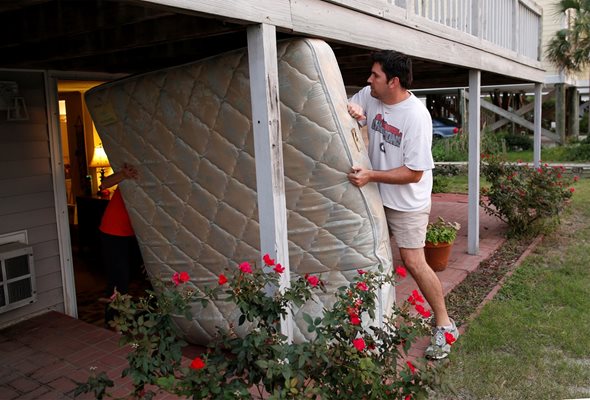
left=347, top=166, right=371, bottom=188
left=347, top=103, right=366, bottom=122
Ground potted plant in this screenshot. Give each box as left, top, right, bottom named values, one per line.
left=424, top=216, right=461, bottom=271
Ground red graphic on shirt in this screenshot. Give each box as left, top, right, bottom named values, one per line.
left=371, top=114, right=402, bottom=148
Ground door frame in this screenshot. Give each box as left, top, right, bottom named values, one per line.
left=46, top=71, right=124, bottom=318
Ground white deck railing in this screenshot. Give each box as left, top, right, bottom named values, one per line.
left=391, top=0, right=541, bottom=60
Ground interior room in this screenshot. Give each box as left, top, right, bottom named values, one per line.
left=58, top=80, right=149, bottom=327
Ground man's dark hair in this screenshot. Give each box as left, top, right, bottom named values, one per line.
left=371, top=50, right=413, bottom=89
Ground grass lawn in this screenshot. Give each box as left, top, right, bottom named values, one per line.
left=432, top=177, right=590, bottom=399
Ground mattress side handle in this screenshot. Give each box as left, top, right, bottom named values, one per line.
left=351, top=128, right=361, bottom=153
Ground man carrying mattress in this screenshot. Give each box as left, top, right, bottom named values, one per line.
left=347, top=50, right=458, bottom=360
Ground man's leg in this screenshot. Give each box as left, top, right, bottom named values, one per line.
left=385, top=206, right=458, bottom=359
left=399, top=247, right=450, bottom=327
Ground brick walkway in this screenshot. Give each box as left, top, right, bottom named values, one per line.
left=0, top=193, right=507, bottom=399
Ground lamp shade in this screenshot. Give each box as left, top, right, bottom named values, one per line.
left=89, top=144, right=110, bottom=168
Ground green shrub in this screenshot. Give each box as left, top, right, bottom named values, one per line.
left=480, top=154, right=578, bottom=237
left=432, top=129, right=507, bottom=162
left=564, top=143, right=590, bottom=161
left=432, top=175, right=449, bottom=193
left=580, top=111, right=588, bottom=134
left=501, top=132, right=533, bottom=151
left=75, top=257, right=445, bottom=399
left=481, top=130, right=507, bottom=155
left=432, top=134, right=468, bottom=161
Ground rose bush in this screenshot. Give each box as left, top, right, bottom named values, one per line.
left=75, top=256, right=447, bottom=399
left=480, top=154, right=578, bottom=237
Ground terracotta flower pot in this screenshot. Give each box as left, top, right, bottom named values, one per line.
left=424, top=241, right=453, bottom=272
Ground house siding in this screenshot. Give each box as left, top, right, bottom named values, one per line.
left=539, top=0, right=564, bottom=81
left=538, top=0, right=590, bottom=85
left=0, top=70, right=64, bottom=327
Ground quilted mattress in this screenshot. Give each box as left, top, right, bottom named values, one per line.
left=85, top=38, right=393, bottom=344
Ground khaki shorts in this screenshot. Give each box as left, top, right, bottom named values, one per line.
left=384, top=205, right=431, bottom=249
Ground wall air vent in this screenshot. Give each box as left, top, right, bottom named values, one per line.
left=0, top=242, right=36, bottom=314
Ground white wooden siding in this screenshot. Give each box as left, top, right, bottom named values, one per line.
left=518, top=2, right=541, bottom=60
left=409, top=0, right=541, bottom=59
left=0, top=70, right=64, bottom=326
left=414, top=0, right=472, bottom=33
left=481, top=0, right=513, bottom=50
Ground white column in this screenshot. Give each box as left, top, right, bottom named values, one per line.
left=247, top=23, right=293, bottom=342
left=533, top=83, right=542, bottom=167
left=467, top=69, right=480, bottom=255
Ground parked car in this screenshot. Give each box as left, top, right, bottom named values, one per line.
left=432, top=117, right=460, bottom=139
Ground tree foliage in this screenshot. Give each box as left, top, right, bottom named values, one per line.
left=546, top=0, right=590, bottom=73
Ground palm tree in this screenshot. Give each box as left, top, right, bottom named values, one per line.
left=545, top=0, right=590, bottom=135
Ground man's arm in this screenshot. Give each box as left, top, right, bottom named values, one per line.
left=347, top=165, right=423, bottom=188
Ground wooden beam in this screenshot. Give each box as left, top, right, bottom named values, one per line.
left=0, top=12, right=242, bottom=62
left=486, top=88, right=555, bottom=132
left=142, top=0, right=293, bottom=28
left=247, top=23, right=293, bottom=342
left=289, top=0, right=544, bottom=83
left=464, top=91, right=561, bottom=143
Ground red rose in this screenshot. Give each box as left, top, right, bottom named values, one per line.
left=395, top=265, right=407, bottom=278
left=306, top=275, right=320, bottom=287
left=190, top=357, right=205, bottom=370
left=415, top=304, right=431, bottom=318
left=239, top=262, right=253, bottom=274
left=445, top=332, right=456, bottom=345
left=218, top=274, right=228, bottom=285
left=179, top=271, right=190, bottom=283
left=352, top=337, right=365, bottom=351
left=263, top=253, right=275, bottom=266
left=274, top=263, right=285, bottom=273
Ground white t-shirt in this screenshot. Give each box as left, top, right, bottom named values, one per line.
left=350, top=86, right=434, bottom=212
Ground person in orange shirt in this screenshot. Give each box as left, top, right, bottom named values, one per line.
left=99, top=163, right=142, bottom=323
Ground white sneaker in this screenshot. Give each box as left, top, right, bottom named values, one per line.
left=424, top=318, right=459, bottom=360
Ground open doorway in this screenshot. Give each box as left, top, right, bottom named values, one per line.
left=57, top=80, right=148, bottom=328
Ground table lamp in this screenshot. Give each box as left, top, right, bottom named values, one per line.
left=89, top=143, right=110, bottom=197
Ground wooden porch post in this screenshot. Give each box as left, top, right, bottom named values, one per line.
left=533, top=83, right=542, bottom=167
left=467, top=69, right=480, bottom=255
left=555, top=83, right=566, bottom=144
left=567, top=86, right=580, bottom=141
left=247, top=23, right=293, bottom=342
